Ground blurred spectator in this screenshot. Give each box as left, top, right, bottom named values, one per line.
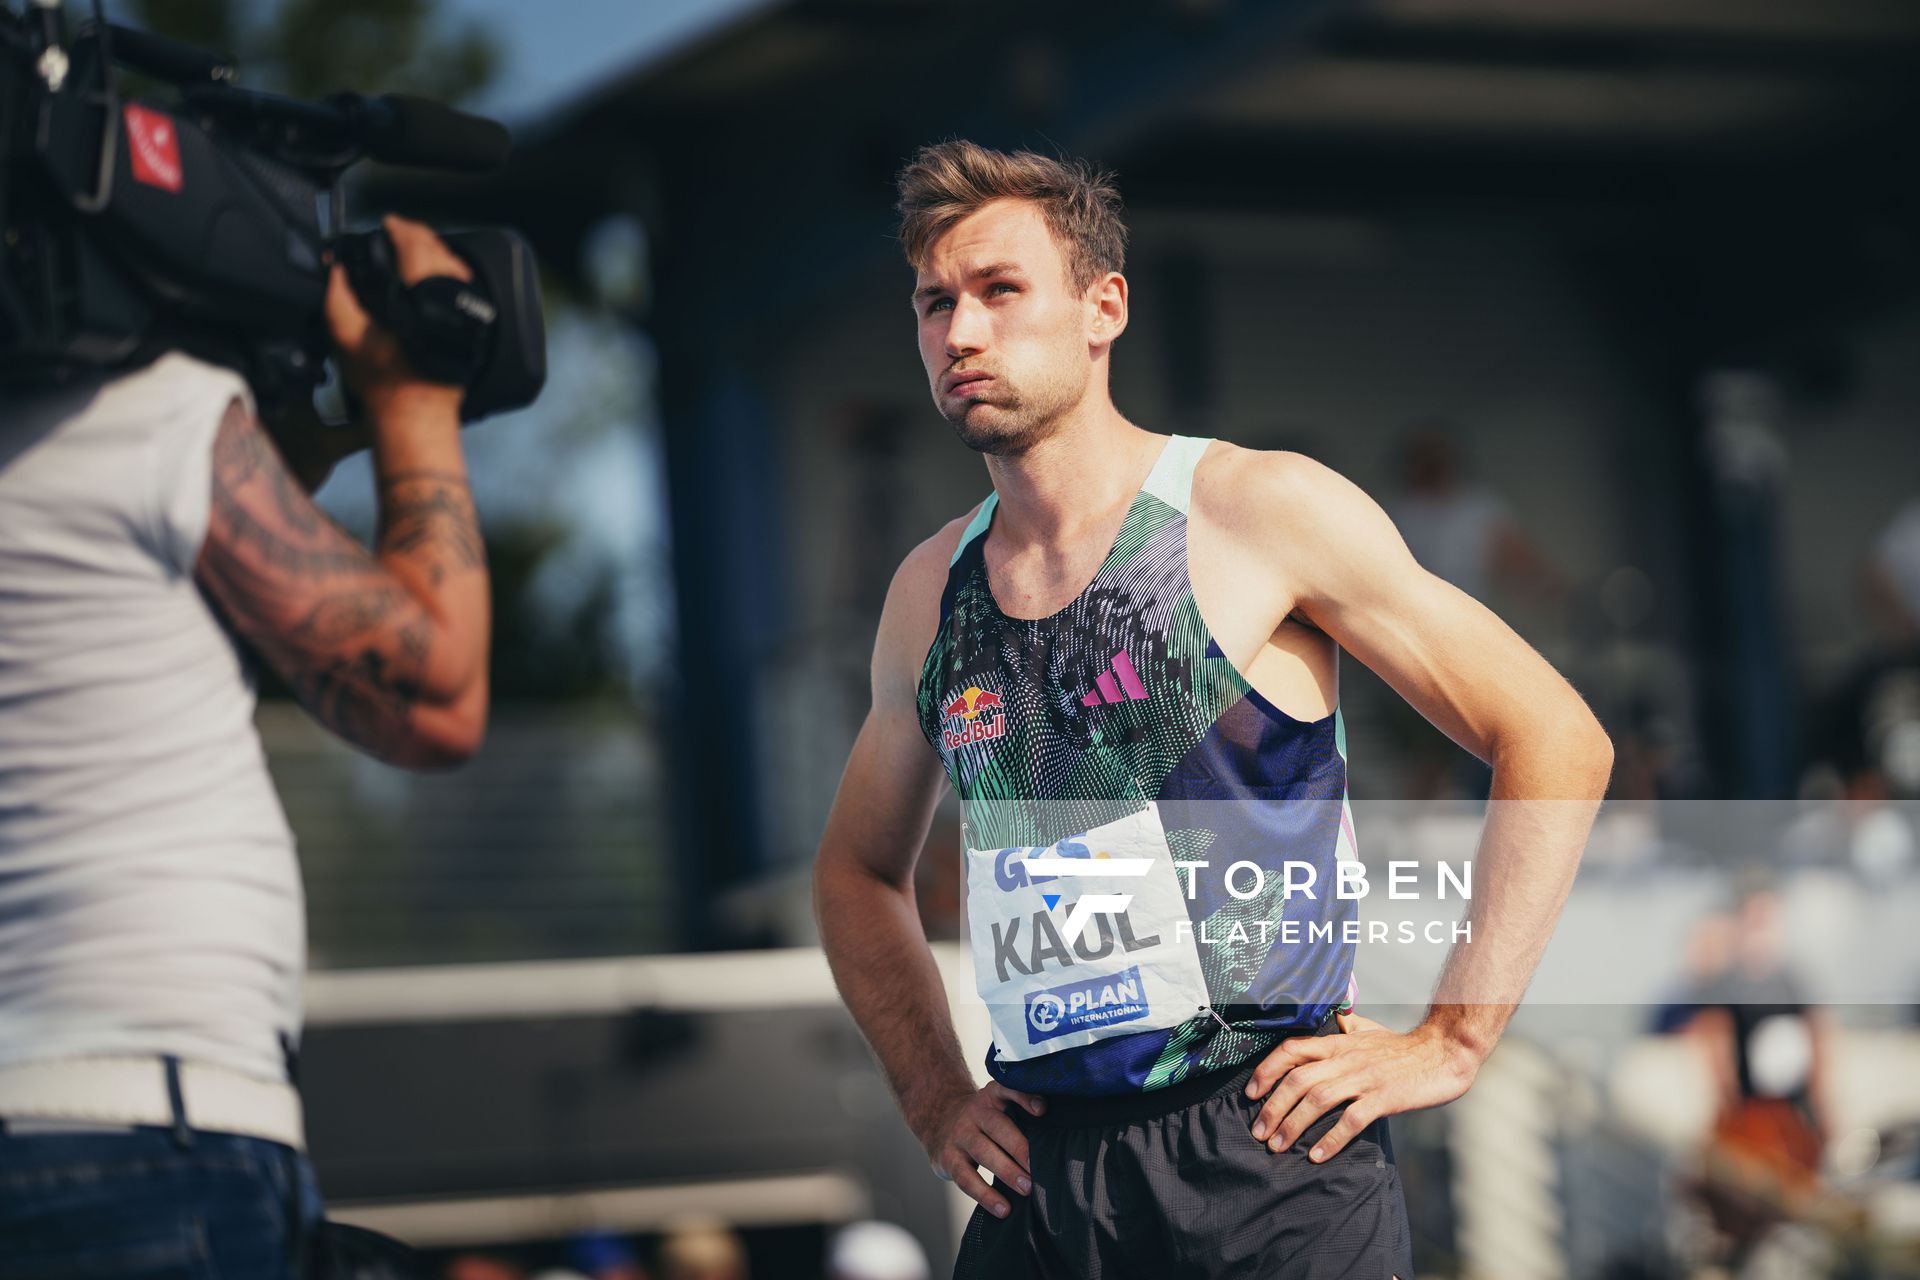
left=1607, top=710, right=1703, bottom=802
left=1649, top=909, right=1735, bottom=1035
left=1807, top=494, right=1920, bottom=810
left=656, top=1218, right=747, bottom=1280
left=1583, top=563, right=1707, bottom=801
left=447, top=1255, right=529, bottom=1280
left=1682, top=889, right=1835, bottom=1266
left=826, top=1220, right=930, bottom=1280
left=1386, top=424, right=1559, bottom=604
left=1383, top=424, right=1563, bottom=799
left=1780, top=782, right=1918, bottom=883
left=1809, top=645, right=1920, bottom=803
left=1867, top=497, right=1920, bottom=644
left=566, top=1230, right=649, bottom=1280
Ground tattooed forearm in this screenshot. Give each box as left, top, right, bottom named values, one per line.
left=286, top=645, right=427, bottom=749
left=210, top=414, right=368, bottom=578
left=264, top=435, right=327, bottom=539
left=380, top=469, right=470, bottom=487
left=377, top=472, right=485, bottom=587
left=266, top=598, right=437, bottom=756
left=291, top=588, right=406, bottom=647
left=196, top=400, right=488, bottom=768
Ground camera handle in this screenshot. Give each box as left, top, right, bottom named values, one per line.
left=334, top=226, right=497, bottom=391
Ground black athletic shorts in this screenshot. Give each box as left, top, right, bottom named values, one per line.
left=952, top=1039, right=1415, bottom=1279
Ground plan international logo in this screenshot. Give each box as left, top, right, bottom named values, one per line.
left=1025, top=965, right=1152, bottom=1044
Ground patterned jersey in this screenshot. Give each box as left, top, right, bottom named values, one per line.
left=917, top=436, right=1358, bottom=1097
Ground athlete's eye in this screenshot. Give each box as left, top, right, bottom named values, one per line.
left=924, top=297, right=953, bottom=315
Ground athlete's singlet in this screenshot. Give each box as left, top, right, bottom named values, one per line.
left=918, top=436, right=1359, bottom=1097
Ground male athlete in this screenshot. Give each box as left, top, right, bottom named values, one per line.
left=812, top=141, right=1614, bottom=1277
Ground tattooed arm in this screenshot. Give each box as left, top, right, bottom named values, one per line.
left=194, top=215, right=491, bottom=769
left=196, top=398, right=489, bottom=768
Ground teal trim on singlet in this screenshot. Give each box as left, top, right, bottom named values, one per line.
left=951, top=490, right=998, bottom=566
left=1140, top=432, right=1210, bottom=513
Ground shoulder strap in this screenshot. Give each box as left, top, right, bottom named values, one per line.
left=950, top=491, right=998, bottom=565
left=1140, top=435, right=1213, bottom=515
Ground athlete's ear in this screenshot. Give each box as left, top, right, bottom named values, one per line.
left=1088, top=271, right=1128, bottom=351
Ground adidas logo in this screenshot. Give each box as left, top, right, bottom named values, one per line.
left=1079, top=651, right=1149, bottom=707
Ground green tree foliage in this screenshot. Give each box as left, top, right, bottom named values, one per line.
left=124, top=0, right=497, bottom=104
left=122, top=0, right=238, bottom=54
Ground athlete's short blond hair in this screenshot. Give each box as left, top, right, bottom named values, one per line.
left=895, top=139, right=1127, bottom=295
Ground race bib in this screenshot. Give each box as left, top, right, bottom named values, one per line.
left=965, top=802, right=1212, bottom=1062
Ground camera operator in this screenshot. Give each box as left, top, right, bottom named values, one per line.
left=0, top=214, right=488, bottom=1277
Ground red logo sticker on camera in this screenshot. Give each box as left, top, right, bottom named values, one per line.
left=124, top=105, right=183, bottom=193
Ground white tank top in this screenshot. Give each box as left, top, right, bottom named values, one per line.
left=0, top=352, right=303, bottom=1083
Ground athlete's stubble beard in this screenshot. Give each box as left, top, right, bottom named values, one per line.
left=938, top=352, right=1089, bottom=459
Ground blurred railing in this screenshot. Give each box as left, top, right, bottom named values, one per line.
left=259, top=701, right=679, bottom=969
left=1451, top=1040, right=1571, bottom=1280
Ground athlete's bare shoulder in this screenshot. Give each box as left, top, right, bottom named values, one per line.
left=1193, top=440, right=1390, bottom=554
left=870, top=503, right=981, bottom=704
left=1191, top=441, right=1342, bottom=531
left=1189, top=442, right=1403, bottom=635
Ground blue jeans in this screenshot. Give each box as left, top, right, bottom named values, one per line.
left=0, top=1123, right=323, bottom=1279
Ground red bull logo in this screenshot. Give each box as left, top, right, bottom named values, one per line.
left=942, top=685, right=1007, bottom=750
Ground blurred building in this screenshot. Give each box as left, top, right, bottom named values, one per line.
left=378, top=0, right=1920, bottom=926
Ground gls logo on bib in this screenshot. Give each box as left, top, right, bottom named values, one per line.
left=964, top=802, right=1215, bottom=1063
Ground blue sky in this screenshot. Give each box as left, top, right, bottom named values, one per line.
left=97, top=0, right=775, bottom=121
left=446, top=0, right=776, bottom=123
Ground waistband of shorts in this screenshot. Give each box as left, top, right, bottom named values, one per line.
left=1025, top=1012, right=1340, bottom=1129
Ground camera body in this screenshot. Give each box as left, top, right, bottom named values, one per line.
left=0, top=5, right=544, bottom=422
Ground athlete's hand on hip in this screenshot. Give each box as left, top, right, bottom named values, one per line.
left=922, top=1081, right=1045, bottom=1218
left=1244, top=1011, right=1477, bottom=1161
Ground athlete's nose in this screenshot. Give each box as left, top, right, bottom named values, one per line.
left=944, top=292, right=989, bottom=360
